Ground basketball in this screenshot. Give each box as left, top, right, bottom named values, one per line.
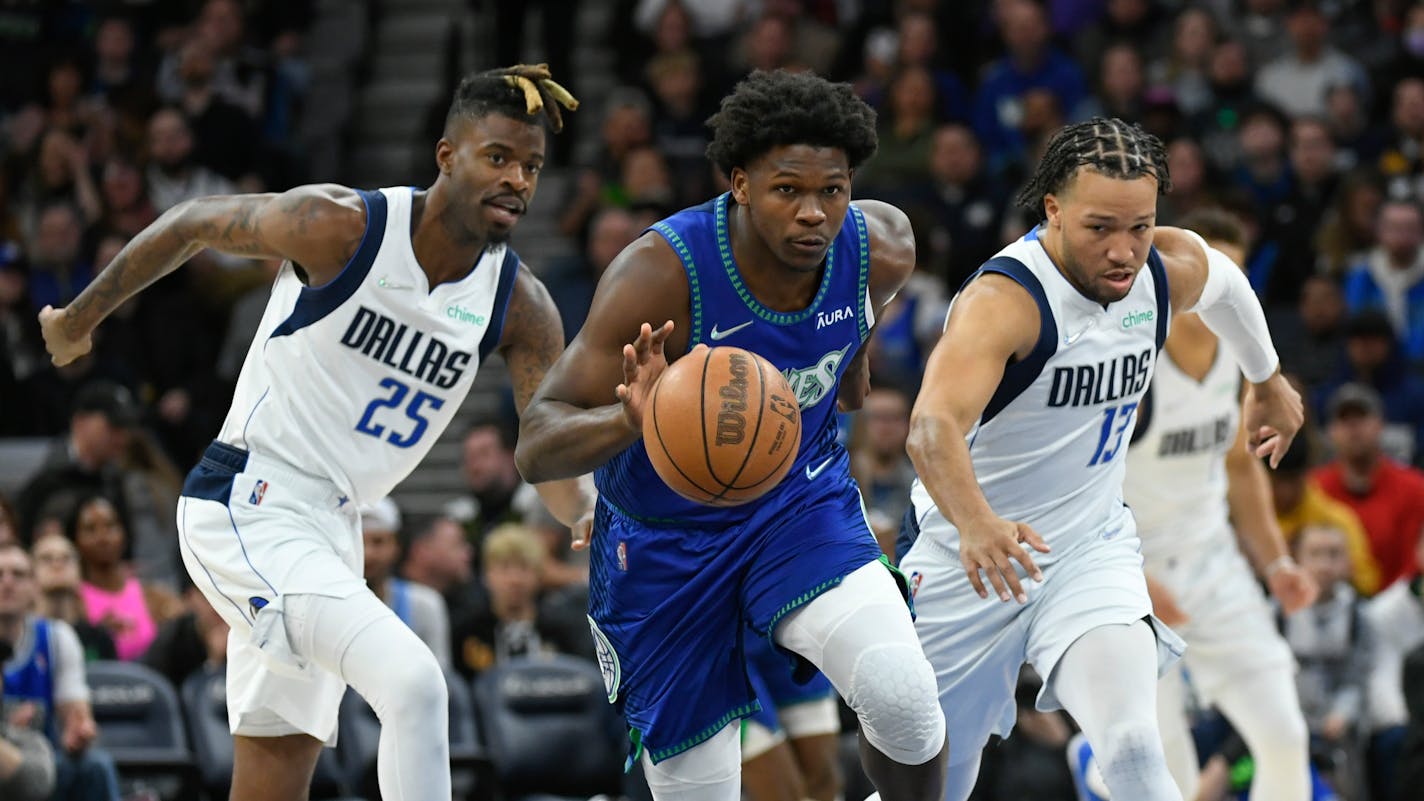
left=643, top=346, right=802, bottom=506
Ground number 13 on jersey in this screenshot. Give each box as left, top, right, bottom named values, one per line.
left=1088, top=401, right=1138, bottom=466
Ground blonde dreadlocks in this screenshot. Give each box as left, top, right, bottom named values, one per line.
left=446, top=63, right=579, bottom=134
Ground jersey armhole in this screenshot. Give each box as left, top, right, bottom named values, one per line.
left=1146, top=245, right=1170, bottom=351
left=648, top=221, right=703, bottom=350
left=477, top=248, right=524, bottom=362
left=971, top=256, right=1058, bottom=425
left=850, top=205, right=873, bottom=342
left=269, top=188, right=388, bottom=339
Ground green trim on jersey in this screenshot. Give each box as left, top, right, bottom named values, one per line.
left=652, top=221, right=704, bottom=346
left=852, top=204, right=871, bottom=342
left=645, top=701, right=762, bottom=764
left=714, top=194, right=836, bottom=326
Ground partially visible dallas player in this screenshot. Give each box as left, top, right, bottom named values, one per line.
left=37, top=65, right=594, bottom=801
left=899, top=118, right=1304, bottom=801
left=1123, top=208, right=1317, bottom=801
left=741, top=630, right=843, bottom=801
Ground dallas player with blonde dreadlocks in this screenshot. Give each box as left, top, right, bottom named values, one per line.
left=38, top=63, right=586, bottom=801
left=898, top=116, right=1303, bottom=800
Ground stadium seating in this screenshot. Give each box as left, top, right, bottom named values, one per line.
left=87, top=660, right=195, bottom=800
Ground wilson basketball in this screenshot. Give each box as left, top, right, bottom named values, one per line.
left=643, top=346, right=802, bottom=506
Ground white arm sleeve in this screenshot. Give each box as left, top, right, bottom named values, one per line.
left=46, top=620, right=90, bottom=705
left=1183, top=231, right=1280, bottom=383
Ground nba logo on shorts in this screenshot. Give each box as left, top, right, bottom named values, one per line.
left=909, top=570, right=923, bottom=599
left=616, top=541, right=628, bottom=571
left=249, top=479, right=269, bottom=506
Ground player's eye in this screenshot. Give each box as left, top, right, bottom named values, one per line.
left=775, top=185, right=796, bottom=194
left=526, top=163, right=541, bottom=176
left=489, top=153, right=505, bottom=165
left=823, top=186, right=842, bottom=196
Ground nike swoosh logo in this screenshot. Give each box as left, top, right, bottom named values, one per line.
left=1063, top=328, right=1088, bottom=345
left=805, top=456, right=835, bottom=480
left=376, top=275, right=412, bottom=290
left=709, top=321, right=753, bottom=340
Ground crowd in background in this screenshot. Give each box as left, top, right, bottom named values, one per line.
left=2, top=1, right=1424, bottom=800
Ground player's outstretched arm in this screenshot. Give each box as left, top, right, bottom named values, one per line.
left=515, top=234, right=691, bottom=483
left=39, top=184, right=366, bottom=365
left=1154, top=226, right=1303, bottom=467
left=1223, top=409, right=1318, bottom=613
left=907, top=274, right=1049, bottom=603
left=834, top=200, right=917, bottom=412
left=497, top=263, right=596, bottom=529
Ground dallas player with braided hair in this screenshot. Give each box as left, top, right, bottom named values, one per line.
left=899, top=117, right=1303, bottom=801
left=38, top=65, right=587, bottom=801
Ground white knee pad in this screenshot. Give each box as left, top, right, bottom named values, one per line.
left=643, top=722, right=742, bottom=801
left=847, top=642, right=945, bottom=766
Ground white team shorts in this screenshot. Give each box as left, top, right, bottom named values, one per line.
left=1145, top=527, right=1296, bottom=704
left=901, top=511, right=1185, bottom=760
left=176, top=441, right=371, bottom=743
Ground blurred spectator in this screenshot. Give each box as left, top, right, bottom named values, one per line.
left=1072, top=0, right=1162, bottom=83
left=882, top=11, right=969, bottom=124
left=144, top=107, right=236, bottom=214
left=1272, top=440, right=1382, bottom=597
left=1314, top=310, right=1424, bottom=464
left=1235, top=0, right=1290, bottom=67
left=972, top=0, right=1087, bottom=175
left=157, top=0, right=267, bottom=120
left=0, top=256, right=44, bottom=435
left=620, top=146, right=676, bottom=215
left=0, top=639, right=56, bottom=801
left=1315, top=169, right=1383, bottom=277
left=1156, top=137, right=1219, bottom=224
left=444, top=420, right=529, bottom=541
left=0, top=499, right=16, bottom=548
left=1273, top=274, right=1347, bottom=389
left=490, top=0, right=575, bottom=162
left=1254, top=116, right=1339, bottom=309
left=1379, top=77, right=1424, bottom=201
left=1075, top=43, right=1146, bottom=124
left=634, top=0, right=751, bottom=42
left=896, top=124, right=1006, bottom=288
left=25, top=202, right=92, bottom=314
left=87, top=16, right=158, bottom=142
left=865, top=264, right=947, bottom=396
left=17, top=129, right=101, bottom=233
left=0, top=543, right=120, bottom=801
left=1399, top=640, right=1424, bottom=797
left=65, top=494, right=180, bottom=661
left=171, top=38, right=260, bottom=186
left=140, top=578, right=228, bottom=691
left=1191, top=38, right=1261, bottom=170
left=98, top=158, right=156, bottom=239
left=1232, top=105, right=1292, bottom=227
left=558, top=87, right=652, bottom=241
left=731, top=2, right=840, bottom=77
left=1255, top=1, right=1368, bottom=118
left=1362, top=526, right=1424, bottom=800
left=30, top=534, right=115, bottom=663
left=645, top=50, right=714, bottom=208
left=450, top=524, right=592, bottom=680
left=1324, top=82, right=1386, bottom=172
left=360, top=498, right=450, bottom=670
left=15, top=382, right=139, bottom=544
left=973, top=670, right=1076, bottom=801
left=544, top=208, right=639, bottom=343
left=1280, top=524, right=1372, bottom=755
left=401, top=515, right=479, bottom=625
left=857, top=66, right=939, bottom=193
left=1147, top=7, right=1216, bottom=117
left=1313, top=383, right=1424, bottom=585
left=851, top=387, right=915, bottom=559
left=1341, top=199, right=1424, bottom=361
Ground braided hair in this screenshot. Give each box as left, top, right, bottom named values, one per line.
left=705, top=70, right=878, bottom=178
left=444, top=63, right=579, bottom=135
left=1016, top=118, right=1171, bottom=221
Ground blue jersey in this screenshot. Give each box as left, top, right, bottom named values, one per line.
left=3, top=618, right=57, bottom=743
left=596, top=193, right=875, bottom=525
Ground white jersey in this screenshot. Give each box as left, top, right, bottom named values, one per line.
left=907, top=227, right=1170, bottom=562
left=215, top=186, right=519, bottom=503
left=1123, top=344, right=1241, bottom=557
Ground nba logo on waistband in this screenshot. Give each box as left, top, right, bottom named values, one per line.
left=616, top=541, right=628, bottom=571
left=249, top=479, right=269, bottom=505
left=909, top=570, right=923, bottom=600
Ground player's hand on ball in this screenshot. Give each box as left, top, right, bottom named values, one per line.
left=1243, top=372, right=1303, bottom=468
left=1267, top=558, right=1318, bottom=615
left=615, top=320, right=676, bottom=431
left=38, top=305, right=92, bottom=366
left=959, top=516, right=1049, bottom=603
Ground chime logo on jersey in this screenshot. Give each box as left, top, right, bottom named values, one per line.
left=249, top=479, right=268, bottom=505
left=781, top=344, right=852, bottom=409
left=339, top=305, right=473, bottom=389
left=1046, top=349, right=1153, bottom=408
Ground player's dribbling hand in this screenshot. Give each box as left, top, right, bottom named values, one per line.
left=615, top=321, right=676, bottom=431
left=1242, top=372, right=1304, bottom=468
left=1267, top=558, right=1318, bottom=615
left=38, top=305, right=92, bottom=366
left=959, top=516, right=1049, bottom=603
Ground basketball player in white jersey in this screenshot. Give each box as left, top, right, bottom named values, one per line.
left=899, top=118, right=1303, bottom=801
left=1125, top=208, right=1316, bottom=801
left=37, top=64, right=594, bottom=801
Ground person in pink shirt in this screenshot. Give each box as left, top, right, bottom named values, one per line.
left=65, top=495, right=179, bottom=661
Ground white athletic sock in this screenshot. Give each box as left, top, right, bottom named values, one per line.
left=1156, top=666, right=1201, bottom=799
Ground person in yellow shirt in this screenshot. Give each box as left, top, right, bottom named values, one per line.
left=1271, top=442, right=1382, bottom=596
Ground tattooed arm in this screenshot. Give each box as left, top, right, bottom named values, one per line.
left=39, top=184, right=367, bottom=365
left=498, top=264, right=596, bottom=529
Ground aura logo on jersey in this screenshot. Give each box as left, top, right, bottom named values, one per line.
left=1046, top=349, right=1152, bottom=408
left=815, top=305, right=854, bottom=329
left=340, top=306, right=472, bottom=389
left=781, top=344, right=852, bottom=409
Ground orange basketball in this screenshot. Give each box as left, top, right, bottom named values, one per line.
left=643, top=346, right=802, bottom=506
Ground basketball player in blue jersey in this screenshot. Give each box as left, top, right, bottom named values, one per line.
left=37, top=64, right=595, bottom=801
left=899, top=118, right=1304, bottom=801
left=518, top=70, right=948, bottom=801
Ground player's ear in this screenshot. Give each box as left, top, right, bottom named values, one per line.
left=1043, top=193, right=1062, bottom=229
left=729, top=168, right=750, bottom=206
left=435, top=138, right=455, bottom=176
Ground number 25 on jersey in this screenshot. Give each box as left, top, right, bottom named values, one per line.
left=355, top=377, right=444, bottom=449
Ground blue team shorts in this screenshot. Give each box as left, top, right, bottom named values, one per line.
left=587, top=468, right=882, bottom=765
left=743, top=628, right=835, bottom=735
